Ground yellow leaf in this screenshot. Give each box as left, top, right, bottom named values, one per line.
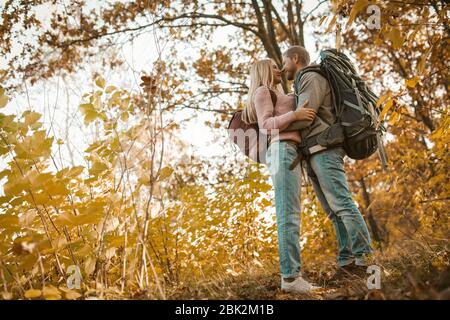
left=0, top=214, right=19, bottom=227
left=90, top=160, right=108, bottom=176
left=405, top=76, right=419, bottom=88
left=336, top=25, right=342, bottom=50
left=105, top=235, right=125, bottom=248
left=260, top=198, right=272, bottom=207
left=56, top=210, right=103, bottom=227
left=379, top=98, right=394, bottom=120
left=105, top=247, right=116, bottom=259
left=23, top=111, right=41, bottom=125
left=376, top=92, right=391, bottom=108
left=54, top=212, right=76, bottom=226
left=0, top=94, right=8, bottom=108
left=389, top=111, right=400, bottom=125
left=68, top=166, right=84, bottom=177
left=105, top=85, right=116, bottom=93
left=2, top=292, right=12, bottom=300
left=319, top=16, right=327, bottom=26
left=74, top=244, right=91, bottom=257
left=374, top=35, right=383, bottom=46
left=59, top=287, right=82, bottom=300
left=43, top=285, right=61, bottom=300
left=325, top=15, right=336, bottom=33
left=417, top=47, right=432, bottom=75
left=346, top=0, right=369, bottom=29
left=79, top=103, right=100, bottom=125
left=120, top=111, right=129, bottom=121
left=225, top=269, right=239, bottom=277
left=95, top=77, right=105, bottom=88
left=84, top=258, right=96, bottom=276
left=45, top=180, right=70, bottom=196
left=25, top=289, right=42, bottom=299
left=158, top=166, right=174, bottom=181
left=73, top=212, right=103, bottom=225
left=66, top=290, right=82, bottom=300
left=387, top=28, right=404, bottom=49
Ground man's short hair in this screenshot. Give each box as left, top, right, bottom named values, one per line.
left=283, top=46, right=310, bottom=66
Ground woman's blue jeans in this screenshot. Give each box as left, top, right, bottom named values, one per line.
left=266, top=141, right=302, bottom=278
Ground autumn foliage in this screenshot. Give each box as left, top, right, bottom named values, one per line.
left=0, top=0, right=448, bottom=300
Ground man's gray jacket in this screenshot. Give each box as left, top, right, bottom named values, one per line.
left=285, top=65, right=335, bottom=141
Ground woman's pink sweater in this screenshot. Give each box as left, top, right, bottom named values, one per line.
left=253, top=86, right=301, bottom=144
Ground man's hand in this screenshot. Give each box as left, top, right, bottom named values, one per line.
left=293, top=100, right=316, bottom=121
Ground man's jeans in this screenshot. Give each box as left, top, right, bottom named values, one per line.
left=307, top=147, right=373, bottom=267
left=266, top=141, right=302, bottom=278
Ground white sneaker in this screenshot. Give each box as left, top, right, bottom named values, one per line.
left=281, top=276, right=320, bottom=294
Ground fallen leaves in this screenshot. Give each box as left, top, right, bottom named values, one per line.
left=24, top=289, right=41, bottom=299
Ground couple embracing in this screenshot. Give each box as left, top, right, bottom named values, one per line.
left=242, top=46, right=374, bottom=294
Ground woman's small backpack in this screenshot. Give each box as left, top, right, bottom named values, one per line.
left=227, top=89, right=277, bottom=164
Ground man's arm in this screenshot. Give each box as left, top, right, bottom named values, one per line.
left=284, top=72, right=327, bottom=131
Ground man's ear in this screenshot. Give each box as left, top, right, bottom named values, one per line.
left=292, top=54, right=299, bottom=65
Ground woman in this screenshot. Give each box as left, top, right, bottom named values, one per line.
left=242, top=59, right=319, bottom=293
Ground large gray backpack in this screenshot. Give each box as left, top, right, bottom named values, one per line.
left=297, top=49, right=387, bottom=167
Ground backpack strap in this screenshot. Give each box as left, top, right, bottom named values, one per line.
left=289, top=66, right=339, bottom=171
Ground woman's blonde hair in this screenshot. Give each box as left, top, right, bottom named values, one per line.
left=242, top=59, right=281, bottom=124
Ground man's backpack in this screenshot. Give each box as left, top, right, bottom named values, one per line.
left=227, top=88, right=277, bottom=164
left=296, top=49, right=387, bottom=167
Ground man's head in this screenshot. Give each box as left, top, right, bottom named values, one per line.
left=282, top=46, right=310, bottom=81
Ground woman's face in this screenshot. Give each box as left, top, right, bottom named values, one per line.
left=271, top=62, right=282, bottom=85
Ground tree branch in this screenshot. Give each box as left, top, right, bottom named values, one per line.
left=60, top=12, right=260, bottom=48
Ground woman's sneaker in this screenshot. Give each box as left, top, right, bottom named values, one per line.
left=281, top=276, right=320, bottom=293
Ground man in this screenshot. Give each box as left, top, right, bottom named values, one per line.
left=282, top=46, right=373, bottom=280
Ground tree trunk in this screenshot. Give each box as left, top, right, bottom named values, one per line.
left=360, top=177, right=384, bottom=248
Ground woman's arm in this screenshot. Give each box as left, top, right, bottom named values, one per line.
left=254, top=87, right=296, bottom=131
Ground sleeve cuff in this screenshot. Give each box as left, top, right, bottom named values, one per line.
left=286, top=110, right=296, bottom=122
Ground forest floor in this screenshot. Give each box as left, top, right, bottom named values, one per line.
left=166, top=241, right=450, bottom=300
